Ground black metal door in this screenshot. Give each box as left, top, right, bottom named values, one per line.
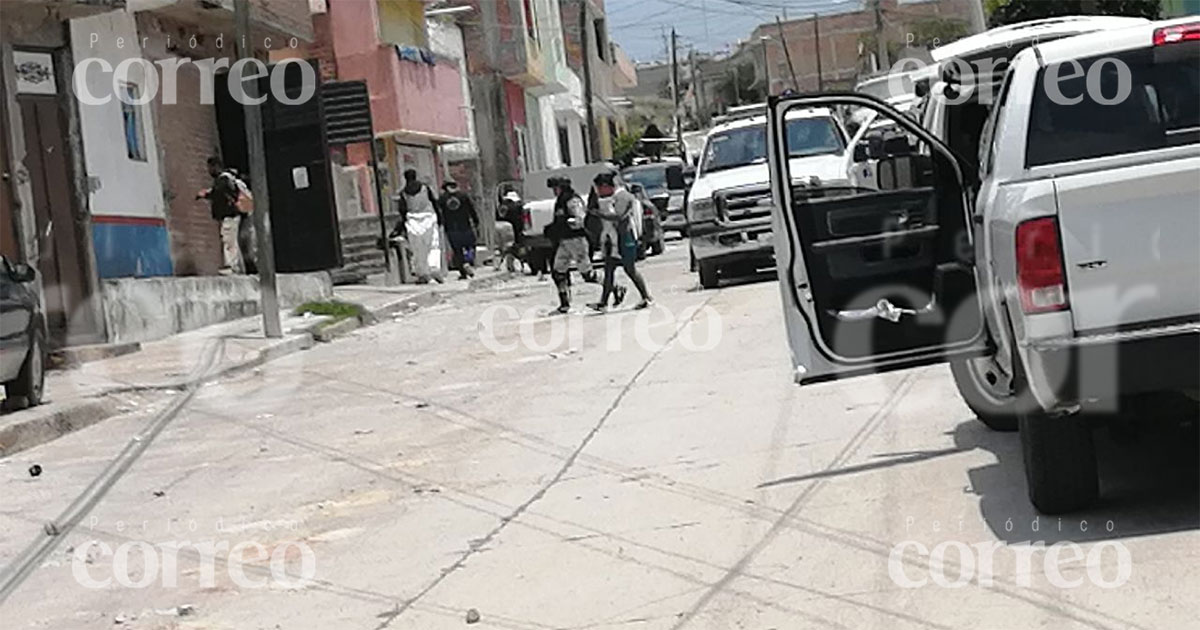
left=215, top=60, right=341, bottom=273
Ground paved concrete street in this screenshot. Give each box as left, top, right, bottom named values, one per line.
left=2, top=241, right=1196, bottom=629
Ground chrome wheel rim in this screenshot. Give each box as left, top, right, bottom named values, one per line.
left=964, top=354, right=1014, bottom=407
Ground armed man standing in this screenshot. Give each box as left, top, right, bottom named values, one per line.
left=546, top=176, right=595, bottom=314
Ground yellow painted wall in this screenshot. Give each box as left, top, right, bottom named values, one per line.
left=597, top=117, right=614, bottom=160
left=377, top=0, right=427, bottom=48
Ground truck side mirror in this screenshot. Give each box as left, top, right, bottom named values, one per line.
left=853, top=142, right=871, bottom=162
left=867, top=136, right=885, bottom=160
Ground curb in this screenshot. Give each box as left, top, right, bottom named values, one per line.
left=49, top=342, right=142, bottom=369
left=0, top=398, right=120, bottom=458
left=313, top=317, right=361, bottom=343
left=0, top=291, right=447, bottom=458
left=0, top=334, right=315, bottom=458
left=360, top=290, right=445, bottom=325
left=317, top=290, right=444, bottom=341
left=467, top=271, right=518, bottom=291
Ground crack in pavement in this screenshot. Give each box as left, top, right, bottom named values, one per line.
left=373, top=296, right=716, bottom=629
left=667, top=371, right=919, bottom=629
left=282, top=363, right=1141, bottom=630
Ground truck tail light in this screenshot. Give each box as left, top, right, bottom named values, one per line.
left=1015, top=217, right=1069, bottom=314
left=522, top=207, right=531, bottom=230
left=1153, top=22, right=1200, bottom=46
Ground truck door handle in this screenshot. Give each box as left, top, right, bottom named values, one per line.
left=830, top=296, right=938, bottom=323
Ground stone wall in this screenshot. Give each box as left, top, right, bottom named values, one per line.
left=100, top=271, right=333, bottom=344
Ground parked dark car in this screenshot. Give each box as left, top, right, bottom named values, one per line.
left=0, top=256, right=46, bottom=410
left=621, top=163, right=689, bottom=237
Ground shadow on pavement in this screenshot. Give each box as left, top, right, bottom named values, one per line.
left=955, top=400, right=1199, bottom=545
left=757, top=446, right=974, bottom=488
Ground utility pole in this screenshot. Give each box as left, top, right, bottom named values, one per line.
left=872, top=0, right=890, bottom=72
left=776, top=16, right=798, bottom=92
left=580, top=0, right=596, bottom=162
left=968, top=0, right=987, bottom=34
left=813, top=14, right=824, bottom=92
left=233, top=0, right=281, bottom=338
left=759, top=36, right=771, bottom=96
left=689, top=47, right=703, bottom=126
left=726, top=62, right=739, bottom=106
left=670, top=28, right=682, bottom=149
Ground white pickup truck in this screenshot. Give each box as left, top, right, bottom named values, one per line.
left=511, top=163, right=623, bottom=271
left=766, top=17, right=1200, bottom=514
left=687, top=107, right=851, bottom=289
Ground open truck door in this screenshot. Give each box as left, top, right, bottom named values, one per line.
left=767, top=93, right=989, bottom=385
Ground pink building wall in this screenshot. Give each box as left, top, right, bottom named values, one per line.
left=325, top=0, right=467, bottom=142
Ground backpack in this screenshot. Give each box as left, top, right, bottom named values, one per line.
left=233, top=176, right=254, bottom=214
left=223, top=171, right=254, bottom=214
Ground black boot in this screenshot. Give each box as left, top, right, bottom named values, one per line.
left=553, top=272, right=571, bottom=314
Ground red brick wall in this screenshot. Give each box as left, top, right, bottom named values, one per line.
left=308, top=12, right=339, bottom=81
left=154, top=62, right=223, bottom=276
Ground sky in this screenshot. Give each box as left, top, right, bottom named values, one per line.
left=606, top=0, right=866, bottom=63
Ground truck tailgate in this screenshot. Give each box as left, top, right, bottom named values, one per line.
left=1055, top=156, right=1200, bottom=333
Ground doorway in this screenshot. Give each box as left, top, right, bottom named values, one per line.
left=18, top=95, right=99, bottom=345
left=0, top=105, right=17, bottom=260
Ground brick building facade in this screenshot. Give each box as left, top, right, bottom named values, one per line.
left=133, top=1, right=315, bottom=277
left=747, top=0, right=981, bottom=95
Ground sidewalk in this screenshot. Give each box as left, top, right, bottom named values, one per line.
left=0, top=278, right=488, bottom=458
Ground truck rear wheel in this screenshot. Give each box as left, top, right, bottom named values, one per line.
left=1010, top=339, right=1098, bottom=514
left=950, top=356, right=1029, bottom=432
left=698, top=261, right=719, bottom=289
left=1019, top=410, right=1099, bottom=514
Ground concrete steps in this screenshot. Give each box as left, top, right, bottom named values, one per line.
left=335, top=215, right=395, bottom=285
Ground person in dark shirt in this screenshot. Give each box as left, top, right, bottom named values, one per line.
left=497, top=191, right=526, bottom=273
left=196, top=156, right=243, bottom=274
left=546, top=177, right=597, bottom=313
left=439, top=180, right=479, bottom=279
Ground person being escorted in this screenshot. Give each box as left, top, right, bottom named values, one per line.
left=390, top=169, right=445, bottom=284
left=439, top=180, right=479, bottom=280
left=197, top=156, right=245, bottom=275
left=497, top=191, right=526, bottom=274
left=588, top=172, right=652, bottom=311
left=546, top=176, right=595, bottom=314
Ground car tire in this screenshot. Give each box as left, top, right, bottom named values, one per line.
left=949, top=357, right=1031, bottom=432
left=6, top=328, right=46, bottom=408
left=698, top=261, right=719, bottom=289
left=1019, top=409, right=1099, bottom=514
